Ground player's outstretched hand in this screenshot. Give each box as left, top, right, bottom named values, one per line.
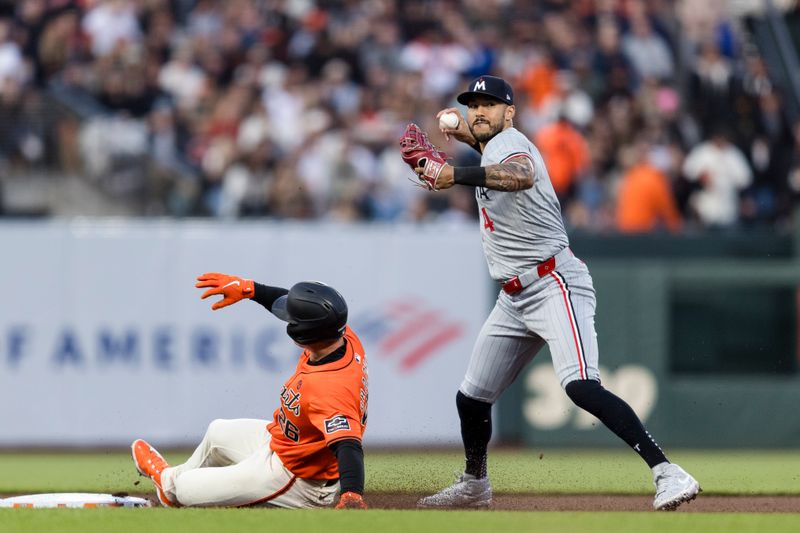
left=436, top=108, right=477, bottom=145
left=335, top=492, right=368, bottom=510
left=195, top=272, right=255, bottom=310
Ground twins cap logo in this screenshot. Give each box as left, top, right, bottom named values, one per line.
left=324, top=415, right=351, bottom=434
left=474, top=79, right=486, bottom=91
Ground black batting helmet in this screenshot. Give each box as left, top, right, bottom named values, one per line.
left=285, top=281, right=348, bottom=345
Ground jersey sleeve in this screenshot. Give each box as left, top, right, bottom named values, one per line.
left=481, top=129, right=535, bottom=167
left=306, top=382, right=363, bottom=446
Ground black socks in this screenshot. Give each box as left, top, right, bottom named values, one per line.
left=456, top=391, right=493, bottom=478
left=456, top=380, right=667, bottom=479
left=565, top=379, right=668, bottom=468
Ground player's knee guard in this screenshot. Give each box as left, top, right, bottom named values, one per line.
left=564, top=379, right=603, bottom=410
left=456, top=391, right=492, bottom=421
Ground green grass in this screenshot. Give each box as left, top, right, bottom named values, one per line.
left=368, top=449, right=800, bottom=495
left=1, top=449, right=798, bottom=495
left=1, top=450, right=798, bottom=533
left=1, top=509, right=799, bottom=533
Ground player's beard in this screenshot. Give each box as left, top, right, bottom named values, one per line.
left=469, top=117, right=503, bottom=143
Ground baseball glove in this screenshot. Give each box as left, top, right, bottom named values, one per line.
left=399, top=123, right=448, bottom=191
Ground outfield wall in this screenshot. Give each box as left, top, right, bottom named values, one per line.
left=497, top=259, right=800, bottom=448
left=1, top=220, right=799, bottom=448
left=0, top=220, right=489, bottom=446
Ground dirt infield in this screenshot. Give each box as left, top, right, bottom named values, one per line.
left=369, top=493, right=800, bottom=513
left=3, top=493, right=798, bottom=512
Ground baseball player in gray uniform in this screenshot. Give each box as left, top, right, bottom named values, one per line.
left=402, top=76, right=700, bottom=511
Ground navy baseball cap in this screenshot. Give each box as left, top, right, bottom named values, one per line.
left=457, top=75, right=514, bottom=105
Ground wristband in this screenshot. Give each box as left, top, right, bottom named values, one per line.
left=453, top=166, right=487, bottom=187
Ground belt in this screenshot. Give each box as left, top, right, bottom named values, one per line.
left=501, top=247, right=574, bottom=295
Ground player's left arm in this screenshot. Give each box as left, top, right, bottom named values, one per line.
left=307, top=391, right=366, bottom=508
left=435, top=157, right=535, bottom=191
left=482, top=157, right=535, bottom=191
left=330, top=438, right=367, bottom=508
left=251, top=283, right=291, bottom=321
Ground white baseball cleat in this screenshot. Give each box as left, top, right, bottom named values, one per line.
left=652, top=462, right=701, bottom=511
left=417, top=473, right=492, bottom=508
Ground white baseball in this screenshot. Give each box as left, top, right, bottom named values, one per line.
left=439, top=112, right=460, bottom=130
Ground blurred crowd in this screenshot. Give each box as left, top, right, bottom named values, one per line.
left=1, top=0, right=799, bottom=232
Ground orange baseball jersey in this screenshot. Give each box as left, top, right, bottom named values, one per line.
left=267, top=326, right=368, bottom=479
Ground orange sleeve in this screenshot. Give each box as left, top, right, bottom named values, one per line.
left=306, top=383, right=363, bottom=446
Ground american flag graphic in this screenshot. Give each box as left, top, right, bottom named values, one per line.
left=350, top=298, right=466, bottom=371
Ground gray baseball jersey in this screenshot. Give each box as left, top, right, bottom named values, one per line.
left=460, top=127, right=600, bottom=402
left=477, top=128, right=569, bottom=282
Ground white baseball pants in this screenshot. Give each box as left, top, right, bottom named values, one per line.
left=160, top=418, right=339, bottom=508
left=461, top=256, right=601, bottom=402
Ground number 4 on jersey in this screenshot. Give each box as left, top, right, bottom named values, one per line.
left=481, top=207, right=495, bottom=232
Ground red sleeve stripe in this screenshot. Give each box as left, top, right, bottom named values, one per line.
left=500, top=152, right=534, bottom=164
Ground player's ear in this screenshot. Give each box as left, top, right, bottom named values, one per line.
left=505, top=105, right=515, bottom=122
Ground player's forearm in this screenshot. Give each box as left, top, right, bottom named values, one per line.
left=446, top=160, right=534, bottom=191
left=330, top=439, right=365, bottom=495
left=252, top=283, right=289, bottom=314
left=483, top=161, right=534, bottom=191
